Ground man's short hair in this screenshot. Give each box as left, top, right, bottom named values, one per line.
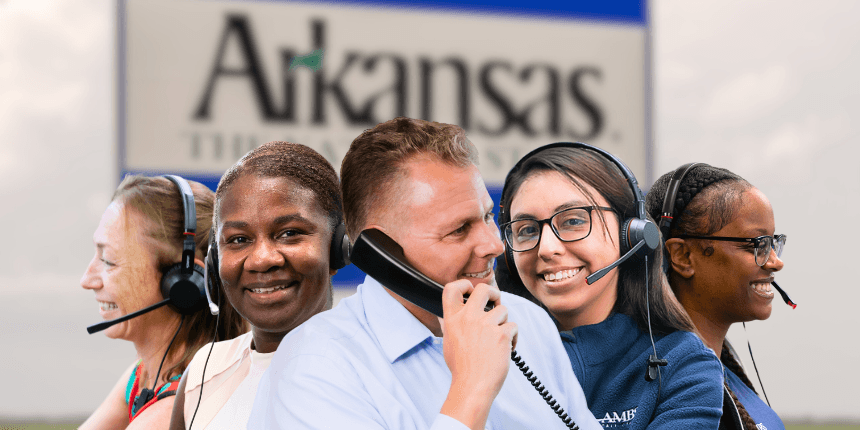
left=340, top=117, right=478, bottom=240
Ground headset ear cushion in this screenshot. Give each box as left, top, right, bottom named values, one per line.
left=620, top=218, right=634, bottom=255
left=329, top=222, right=349, bottom=270
left=160, top=264, right=206, bottom=315
left=206, top=247, right=221, bottom=305
left=620, top=218, right=660, bottom=258
left=505, top=246, right=518, bottom=282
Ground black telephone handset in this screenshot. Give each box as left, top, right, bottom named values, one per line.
left=350, top=228, right=579, bottom=430
left=350, top=228, right=447, bottom=317
left=350, top=228, right=494, bottom=317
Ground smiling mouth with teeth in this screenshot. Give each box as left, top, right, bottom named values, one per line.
left=462, top=268, right=492, bottom=279
left=249, top=284, right=291, bottom=294
left=98, top=301, right=118, bottom=311
left=751, top=282, right=774, bottom=298
left=542, top=268, right=581, bottom=282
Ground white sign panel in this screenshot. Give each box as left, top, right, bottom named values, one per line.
left=120, top=0, right=650, bottom=185
left=120, top=0, right=649, bottom=284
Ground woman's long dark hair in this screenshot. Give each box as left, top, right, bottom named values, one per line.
left=496, top=146, right=695, bottom=335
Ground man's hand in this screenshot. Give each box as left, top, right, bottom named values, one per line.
left=439, top=279, right=518, bottom=430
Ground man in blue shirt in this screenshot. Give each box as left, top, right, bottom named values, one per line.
left=248, top=117, right=600, bottom=430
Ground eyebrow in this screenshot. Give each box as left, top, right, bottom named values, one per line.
left=221, top=214, right=314, bottom=231
left=220, top=220, right=249, bottom=230
left=274, top=214, right=313, bottom=226
left=511, top=200, right=592, bottom=221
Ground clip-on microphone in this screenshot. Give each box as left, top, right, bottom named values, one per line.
left=132, top=387, right=155, bottom=412
left=646, top=356, right=668, bottom=382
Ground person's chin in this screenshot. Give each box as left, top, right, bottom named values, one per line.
left=751, top=303, right=774, bottom=321
left=103, top=324, right=127, bottom=340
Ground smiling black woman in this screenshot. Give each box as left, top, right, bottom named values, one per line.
left=646, top=164, right=788, bottom=430
left=169, top=141, right=346, bottom=430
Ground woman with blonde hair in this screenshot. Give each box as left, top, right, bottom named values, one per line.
left=80, top=175, right=246, bottom=429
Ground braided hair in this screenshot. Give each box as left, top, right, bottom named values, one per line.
left=646, top=164, right=752, bottom=239
left=645, top=165, right=758, bottom=430
left=722, top=342, right=760, bottom=430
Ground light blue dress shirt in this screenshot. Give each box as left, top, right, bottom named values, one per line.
left=248, top=276, right=601, bottom=430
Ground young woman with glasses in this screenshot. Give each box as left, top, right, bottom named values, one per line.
left=496, top=145, right=724, bottom=429
left=645, top=164, right=786, bottom=430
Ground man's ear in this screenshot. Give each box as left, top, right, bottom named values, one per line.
left=364, top=224, right=389, bottom=236
left=665, top=238, right=694, bottom=279
left=194, top=258, right=206, bottom=271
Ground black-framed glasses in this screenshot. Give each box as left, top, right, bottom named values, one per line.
left=501, top=206, right=614, bottom=252
left=675, top=234, right=787, bottom=267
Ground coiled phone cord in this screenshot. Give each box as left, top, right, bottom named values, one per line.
left=511, top=350, right=579, bottom=430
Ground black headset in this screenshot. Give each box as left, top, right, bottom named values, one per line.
left=203, top=218, right=350, bottom=316
left=500, top=142, right=660, bottom=288
left=160, top=175, right=208, bottom=315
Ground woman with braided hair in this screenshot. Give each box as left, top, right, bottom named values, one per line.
left=645, top=164, right=787, bottom=430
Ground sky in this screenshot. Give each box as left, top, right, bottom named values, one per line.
left=0, top=0, right=858, bottom=422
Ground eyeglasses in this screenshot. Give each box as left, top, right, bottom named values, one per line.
left=501, top=206, right=614, bottom=252
left=675, top=234, right=787, bottom=267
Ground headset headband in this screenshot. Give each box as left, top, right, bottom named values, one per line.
left=657, top=163, right=704, bottom=239
left=503, top=142, right=647, bottom=221
left=164, top=175, right=197, bottom=274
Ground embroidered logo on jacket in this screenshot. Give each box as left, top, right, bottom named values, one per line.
left=597, top=407, right=637, bottom=427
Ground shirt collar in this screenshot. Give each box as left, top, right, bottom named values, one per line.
left=562, top=312, right=639, bottom=363
left=361, top=275, right=436, bottom=363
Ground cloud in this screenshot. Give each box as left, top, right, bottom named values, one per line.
left=702, top=65, right=794, bottom=126
left=0, top=0, right=111, bottom=189
left=657, top=60, right=699, bottom=86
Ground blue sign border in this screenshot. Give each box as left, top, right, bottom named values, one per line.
left=278, top=0, right=647, bottom=24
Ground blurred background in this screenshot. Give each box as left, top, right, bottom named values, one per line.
left=0, top=0, right=857, bottom=428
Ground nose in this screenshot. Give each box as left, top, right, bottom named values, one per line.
left=80, top=254, right=102, bottom=291
left=245, top=239, right=286, bottom=273
left=476, top=219, right=505, bottom=259
left=537, top=223, right=565, bottom=260
left=764, top=248, right=784, bottom=272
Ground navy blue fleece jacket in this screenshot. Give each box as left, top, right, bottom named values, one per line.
left=562, top=313, right=723, bottom=429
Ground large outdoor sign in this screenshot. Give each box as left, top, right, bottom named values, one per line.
left=119, top=0, right=650, bottom=284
